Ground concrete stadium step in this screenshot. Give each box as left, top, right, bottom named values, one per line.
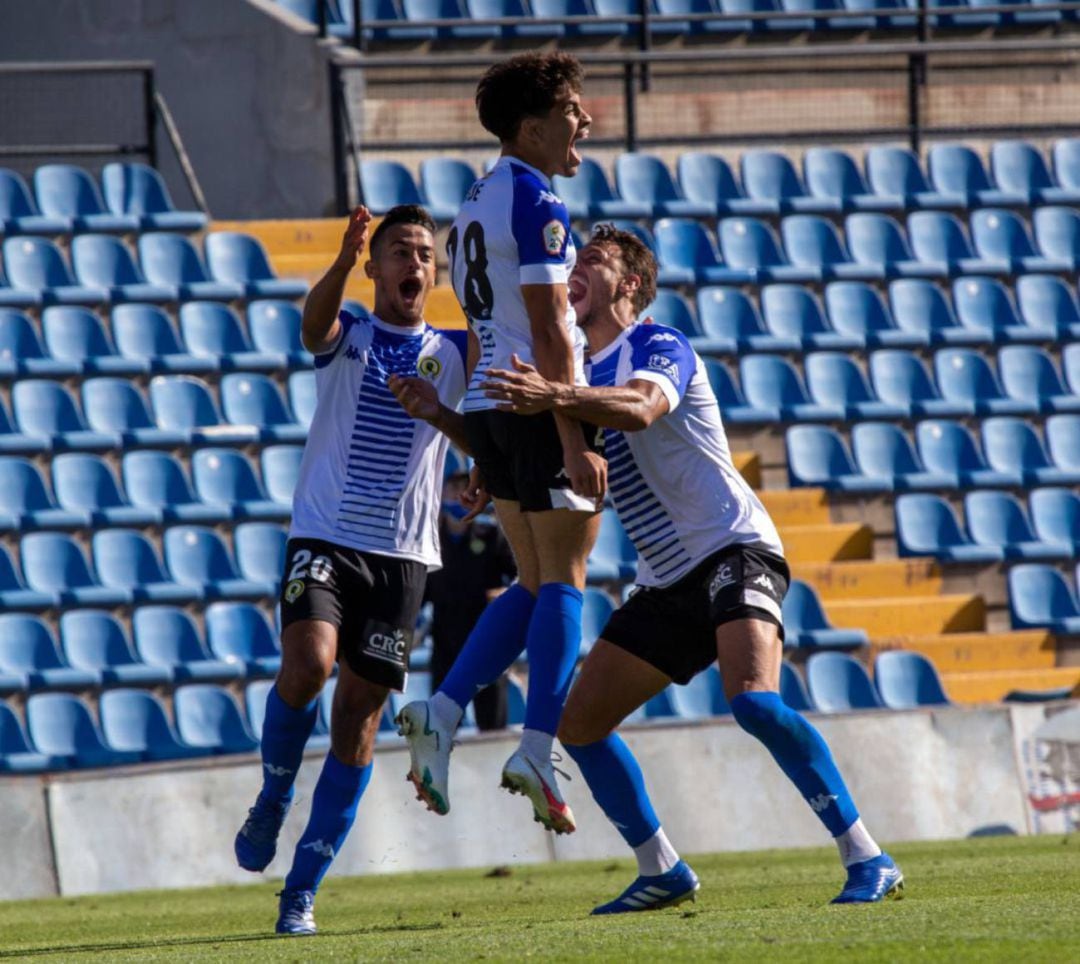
left=941, top=667, right=1080, bottom=704
left=779, top=523, right=873, bottom=564
left=826, top=594, right=986, bottom=635
left=758, top=488, right=829, bottom=526
left=868, top=631, right=1056, bottom=673
left=793, top=558, right=942, bottom=600
left=732, top=452, right=760, bottom=488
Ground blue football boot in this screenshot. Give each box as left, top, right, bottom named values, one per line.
left=591, top=860, right=700, bottom=915
left=235, top=793, right=291, bottom=872
left=832, top=852, right=904, bottom=904
left=276, top=888, right=316, bottom=935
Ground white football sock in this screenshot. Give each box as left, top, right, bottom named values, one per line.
left=428, top=691, right=464, bottom=732
left=836, top=818, right=882, bottom=868
left=633, top=828, right=681, bottom=877
left=520, top=727, right=554, bottom=761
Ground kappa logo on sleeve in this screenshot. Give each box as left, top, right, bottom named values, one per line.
left=647, top=332, right=680, bottom=344
left=536, top=189, right=562, bottom=206
left=542, top=219, right=567, bottom=256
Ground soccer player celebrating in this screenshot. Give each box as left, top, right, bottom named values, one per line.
left=233, top=204, right=470, bottom=936
left=481, top=224, right=903, bottom=911
left=396, top=52, right=604, bottom=834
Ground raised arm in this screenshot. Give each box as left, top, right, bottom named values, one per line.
left=301, top=206, right=372, bottom=354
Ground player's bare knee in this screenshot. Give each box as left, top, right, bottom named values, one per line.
left=557, top=708, right=611, bottom=747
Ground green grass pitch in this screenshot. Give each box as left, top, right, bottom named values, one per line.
left=0, top=836, right=1077, bottom=961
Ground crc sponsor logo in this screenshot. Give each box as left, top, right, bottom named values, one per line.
left=284, top=579, right=306, bottom=604
left=417, top=355, right=442, bottom=379
left=708, top=564, right=736, bottom=600
left=542, top=219, right=566, bottom=256
left=363, top=623, right=409, bottom=664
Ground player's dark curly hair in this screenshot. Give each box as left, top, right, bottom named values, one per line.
left=589, top=223, right=657, bottom=315
left=475, top=53, right=585, bottom=143
left=369, top=204, right=437, bottom=255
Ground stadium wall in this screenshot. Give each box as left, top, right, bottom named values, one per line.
left=0, top=0, right=342, bottom=219
left=1, top=703, right=1056, bottom=901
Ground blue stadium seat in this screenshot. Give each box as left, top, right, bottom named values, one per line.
left=51, top=453, right=161, bottom=527
left=0, top=394, right=50, bottom=456
left=964, top=490, right=1067, bottom=561
left=100, top=162, right=208, bottom=232
left=587, top=508, right=625, bottom=582
left=667, top=666, right=730, bottom=718
left=580, top=587, right=616, bottom=656
left=148, top=375, right=259, bottom=445
left=163, top=525, right=275, bottom=599
left=60, top=611, right=171, bottom=687
left=696, top=286, right=798, bottom=353
left=982, top=416, right=1080, bottom=486
left=359, top=160, right=424, bottom=213
left=741, top=150, right=836, bottom=215
left=552, top=158, right=649, bottom=220
left=261, top=445, right=304, bottom=506
left=718, top=0, right=789, bottom=31
left=804, top=148, right=899, bottom=213
left=0, top=544, right=56, bottom=610
left=1, top=236, right=108, bottom=305
left=532, top=0, right=628, bottom=36
left=844, top=213, right=939, bottom=280
left=703, top=359, right=765, bottom=424
left=247, top=300, right=312, bottom=367
left=864, top=146, right=957, bottom=210
left=851, top=421, right=953, bottom=490
left=927, top=145, right=1023, bottom=208
left=13, top=379, right=118, bottom=451
left=111, top=304, right=216, bottom=375
left=137, top=233, right=244, bottom=302
left=0, top=168, right=70, bottom=236
left=654, top=219, right=748, bottom=287
left=760, top=284, right=861, bottom=350
left=888, top=278, right=985, bottom=346
left=1031, top=207, right=1080, bottom=271
left=40, top=306, right=145, bottom=376
left=717, top=217, right=814, bottom=283
left=786, top=424, right=881, bottom=491
left=1046, top=413, right=1080, bottom=477
left=288, top=370, right=317, bottom=429
left=0, top=699, right=62, bottom=772
left=740, top=354, right=841, bottom=421
left=205, top=602, right=282, bottom=676
left=473, top=0, right=567, bottom=36
left=132, top=605, right=244, bottom=683
left=173, top=684, right=258, bottom=754
left=1015, top=273, right=1080, bottom=341
left=915, top=419, right=1021, bottom=487
left=990, top=142, right=1080, bottom=206
left=783, top=0, right=871, bottom=28
left=907, top=212, right=996, bottom=276
left=412, top=0, right=501, bottom=37
left=842, top=0, right=915, bottom=28
left=92, top=528, right=202, bottom=604
left=998, top=346, right=1080, bottom=414
left=0, top=262, right=42, bottom=309
left=244, top=679, right=275, bottom=741
left=70, top=234, right=177, bottom=303
left=220, top=373, right=305, bottom=443
left=1029, top=488, right=1080, bottom=554
left=20, top=531, right=132, bottom=607
left=26, top=692, right=141, bottom=768
left=873, top=651, right=950, bottom=709
left=203, top=232, right=307, bottom=299
left=234, top=522, right=288, bottom=586
left=781, top=215, right=873, bottom=281
left=0, top=456, right=89, bottom=529
left=615, top=154, right=714, bottom=219
left=0, top=614, right=101, bottom=690
left=824, top=281, right=924, bottom=348
left=805, top=652, right=884, bottom=713
left=81, top=377, right=190, bottom=449
left=782, top=580, right=869, bottom=649
left=804, top=352, right=907, bottom=420
left=179, top=302, right=284, bottom=372
left=598, top=219, right=657, bottom=256
left=952, top=277, right=1039, bottom=344
left=191, top=448, right=286, bottom=521
left=642, top=289, right=702, bottom=338
left=971, top=208, right=1061, bottom=274
left=0, top=308, right=79, bottom=378
left=32, top=164, right=139, bottom=233
left=868, top=349, right=968, bottom=418
left=677, top=152, right=774, bottom=217
left=99, top=688, right=210, bottom=761
left=1007, top=564, right=1080, bottom=634
left=779, top=659, right=815, bottom=711
left=419, top=158, right=477, bottom=222
left=933, top=347, right=1035, bottom=416
left=1053, top=138, right=1080, bottom=191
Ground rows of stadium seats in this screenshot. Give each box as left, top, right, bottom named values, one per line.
left=0, top=163, right=206, bottom=236
left=277, top=0, right=1077, bottom=43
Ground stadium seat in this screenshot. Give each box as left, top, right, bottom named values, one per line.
left=990, top=141, right=1080, bottom=206
left=779, top=660, right=815, bottom=711
left=244, top=679, right=275, bottom=741
left=676, top=152, right=773, bottom=217
left=191, top=448, right=286, bottom=521
left=408, top=0, right=502, bottom=38
left=643, top=289, right=702, bottom=338
left=804, top=148, right=899, bottom=213
left=717, top=218, right=814, bottom=283
left=179, top=302, right=284, bottom=372
left=99, top=688, right=210, bottom=762
left=1046, top=413, right=1080, bottom=476
left=121, top=450, right=229, bottom=525
left=20, top=531, right=132, bottom=606
left=261, top=445, right=304, bottom=506
left=615, top=154, right=713, bottom=219
left=703, top=359, right=765, bottom=424
left=952, top=278, right=1039, bottom=344
left=741, top=354, right=841, bottom=421
left=110, top=304, right=216, bottom=375
left=998, top=346, right=1080, bottom=414
left=0, top=262, right=42, bottom=309
left=1007, top=564, right=1080, bottom=634
left=0, top=544, right=56, bottom=610
left=219, top=373, right=305, bottom=442
left=204, top=602, right=282, bottom=676
left=100, top=162, right=208, bottom=232
left=532, top=0, right=629, bottom=36
left=233, top=522, right=287, bottom=586
left=247, top=300, right=312, bottom=367
left=70, top=234, right=177, bottom=303
left=288, top=370, right=317, bottom=429
left=163, top=525, right=275, bottom=599
left=786, top=424, right=882, bottom=491
left=970, top=209, right=1061, bottom=274
left=173, top=684, right=258, bottom=754
left=0, top=394, right=50, bottom=456
left=476, top=0, right=569, bottom=36
left=51, top=453, right=161, bottom=526
left=864, top=146, right=957, bottom=210
left=203, top=232, right=307, bottom=299
left=1029, top=487, right=1080, bottom=554
left=1053, top=138, right=1080, bottom=191
left=1014, top=273, right=1080, bottom=341
left=741, top=150, right=836, bottom=215
left=132, top=605, right=244, bottom=683
left=148, top=375, right=258, bottom=445
left=781, top=215, right=873, bottom=281
left=824, top=282, right=924, bottom=349
left=851, top=421, right=953, bottom=490
left=552, top=158, right=649, bottom=221
left=419, top=158, right=477, bottom=222
left=81, top=377, right=189, bottom=449
left=782, top=581, right=869, bottom=648
left=331, top=0, right=421, bottom=42
left=40, top=306, right=145, bottom=375
left=0, top=168, right=70, bottom=236
left=0, top=614, right=101, bottom=690
left=12, top=377, right=119, bottom=451
left=964, top=490, right=1067, bottom=561
left=907, top=212, right=995, bottom=276
left=695, top=286, right=798, bottom=353
left=784, top=0, right=871, bottom=29
left=32, top=164, right=139, bottom=233
left=580, top=588, right=616, bottom=656
left=0, top=699, right=62, bottom=772
left=1, top=236, right=108, bottom=305
left=873, top=651, right=950, bottom=709
left=1031, top=206, right=1080, bottom=271
left=92, top=528, right=201, bottom=604
left=867, top=349, right=967, bottom=417
left=927, top=145, right=1023, bottom=208
left=60, top=610, right=171, bottom=687
left=359, top=160, right=424, bottom=213
left=0, top=456, right=89, bottom=529
left=888, top=278, right=984, bottom=346
left=895, top=493, right=1004, bottom=562
left=718, top=0, right=791, bottom=32
left=982, top=416, right=1080, bottom=486
left=761, top=284, right=861, bottom=350
left=805, top=652, right=884, bottom=713
left=933, top=347, right=1035, bottom=416
left=805, top=352, right=907, bottom=420
left=587, top=508, right=633, bottom=583
left=915, top=419, right=1021, bottom=488
left=0, top=308, right=79, bottom=378
left=137, top=233, right=244, bottom=302
left=667, top=665, right=730, bottom=718
left=26, top=692, right=141, bottom=768
left=844, top=213, right=938, bottom=280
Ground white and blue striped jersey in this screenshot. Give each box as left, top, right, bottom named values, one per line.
left=449, top=155, right=585, bottom=412
left=288, top=312, right=468, bottom=568
left=587, top=322, right=783, bottom=588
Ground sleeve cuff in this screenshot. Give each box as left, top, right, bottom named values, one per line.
left=520, top=263, right=568, bottom=286
left=630, top=370, right=681, bottom=413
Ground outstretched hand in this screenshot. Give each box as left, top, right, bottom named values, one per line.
left=480, top=354, right=559, bottom=415
left=334, top=206, right=372, bottom=270
left=388, top=373, right=442, bottom=422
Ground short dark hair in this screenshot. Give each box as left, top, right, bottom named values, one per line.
left=475, top=53, right=584, bottom=143
left=588, top=223, right=657, bottom=315
left=369, top=204, right=436, bottom=255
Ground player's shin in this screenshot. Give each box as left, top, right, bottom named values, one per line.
left=260, top=684, right=319, bottom=802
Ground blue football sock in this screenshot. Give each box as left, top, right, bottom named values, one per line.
left=438, top=583, right=535, bottom=710
left=523, top=583, right=583, bottom=735
left=284, top=753, right=373, bottom=893
left=564, top=734, right=660, bottom=848
left=730, top=691, right=859, bottom=837
left=259, top=684, right=319, bottom=803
